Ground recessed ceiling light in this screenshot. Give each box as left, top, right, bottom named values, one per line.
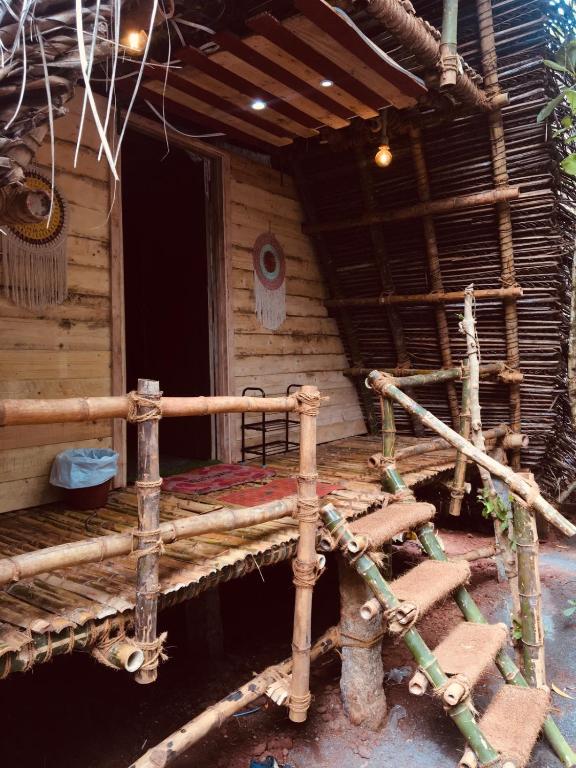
left=320, top=79, right=334, bottom=88
left=251, top=99, right=267, bottom=111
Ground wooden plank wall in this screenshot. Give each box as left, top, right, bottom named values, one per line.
left=229, top=152, right=364, bottom=458
left=0, top=91, right=116, bottom=513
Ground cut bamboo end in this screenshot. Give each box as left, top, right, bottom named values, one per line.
left=408, top=669, right=430, bottom=696
left=92, top=639, right=145, bottom=672
left=459, top=746, right=478, bottom=768
left=443, top=680, right=469, bottom=706
left=360, top=597, right=381, bottom=621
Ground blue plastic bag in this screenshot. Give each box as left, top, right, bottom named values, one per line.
left=50, top=448, right=119, bottom=489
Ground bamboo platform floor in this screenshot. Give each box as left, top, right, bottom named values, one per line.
left=0, top=435, right=457, bottom=674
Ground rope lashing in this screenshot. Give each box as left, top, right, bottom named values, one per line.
left=295, top=390, right=322, bottom=417
left=339, top=630, right=385, bottom=649
left=131, top=527, right=165, bottom=559
left=294, top=495, right=320, bottom=524
left=135, top=478, right=163, bottom=490
left=135, top=631, right=168, bottom=671
left=287, top=690, right=312, bottom=713
left=384, top=602, right=420, bottom=637
left=126, top=391, right=163, bottom=422
left=292, top=555, right=325, bottom=588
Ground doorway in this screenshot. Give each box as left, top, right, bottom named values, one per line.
left=121, top=130, right=213, bottom=476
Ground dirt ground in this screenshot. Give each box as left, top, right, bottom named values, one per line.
left=0, top=525, right=575, bottom=768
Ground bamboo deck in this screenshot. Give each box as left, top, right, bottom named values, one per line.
left=0, top=435, right=456, bottom=677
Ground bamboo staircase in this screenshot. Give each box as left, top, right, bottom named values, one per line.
left=321, top=486, right=572, bottom=768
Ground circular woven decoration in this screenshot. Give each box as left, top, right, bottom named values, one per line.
left=9, top=170, right=67, bottom=247
left=253, top=232, right=285, bottom=291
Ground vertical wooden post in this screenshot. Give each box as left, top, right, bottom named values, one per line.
left=448, top=364, right=471, bottom=516
left=408, top=125, right=460, bottom=429
left=338, top=557, right=386, bottom=729
left=476, top=0, right=522, bottom=469
left=289, top=385, right=320, bottom=723
left=134, top=378, right=163, bottom=684
left=513, top=472, right=546, bottom=688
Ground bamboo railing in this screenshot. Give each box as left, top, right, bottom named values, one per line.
left=366, top=371, right=576, bottom=537
left=0, top=386, right=321, bottom=711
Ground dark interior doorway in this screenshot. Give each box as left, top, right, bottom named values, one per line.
left=122, top=130, right=212, bottom=474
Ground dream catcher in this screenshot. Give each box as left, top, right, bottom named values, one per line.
left=252, top=232, right=286, bottom=331
left=1, top=170, right=68, bottom=309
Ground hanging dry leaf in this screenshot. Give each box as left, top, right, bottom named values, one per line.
left=551, top=683, right=576, bottom=700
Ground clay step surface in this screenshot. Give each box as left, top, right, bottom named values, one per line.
left=349, top=502, right=436, bottom=546
left=434, top=621, right=509, bottom=688
left=478, top=685, right=550, bottom=768
left=391, top=559, right=471, bottom=616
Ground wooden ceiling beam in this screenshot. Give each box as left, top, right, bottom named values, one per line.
left=214, top=29, right=354, bottom=123
left=137, top=86, right=278, bottom=153
left=144, top=66, right=296, bottom=140
left=293, top=0, right=426, bottom=101
left=246, top=12, right=387, bottom=114
left=177, top=46, right=319, bottom=133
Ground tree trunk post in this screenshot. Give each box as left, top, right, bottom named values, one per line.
left=134, top=378, right=164, bottom=684
left=338, top=557, right=386, bottom=729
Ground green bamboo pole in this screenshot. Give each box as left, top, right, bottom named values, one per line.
left=418, top=521, right=576, bottom=767
left=440, top=0, right=459, bottom=86
left=513, top=484, right=546, bottom=687
left=366, top=370, right=576, bottom=537
left=449, top=364, right=471, bottom=517
left=321, top=503, right=500, bottom=766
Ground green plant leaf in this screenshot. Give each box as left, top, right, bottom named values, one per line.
left=567, top=90, right=576, bottom=111
left=544, top=59, right=569, bottom=72
left=563, top=604, right=576, bottom=617
left=561, top=153, right=576, bottom=175
left=537, top=91, right=567, bottom=123
left=562, top=115, right=573, bottom=128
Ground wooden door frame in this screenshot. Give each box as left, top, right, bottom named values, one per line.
left=110, top=113, right=235, bottom=470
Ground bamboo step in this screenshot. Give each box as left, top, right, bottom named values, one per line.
left=477, top=686, right=550, bottom=768
left=349, top=502, right=436, bottom=546
left=434, top=622, right=509, bottom=689
left=391, top=559, right=471, bottom=617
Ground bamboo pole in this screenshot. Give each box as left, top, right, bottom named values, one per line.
left=439, top=0, right=459, bottom=87
left=367, top=370, right=576, bottom=537
left=449, top=364, right=471, bottom=516
left=344, top=361, right=506, bottom=382
left=476, top=0, right=522, bottom=470
left=0, top=394, right=299, bottom=427
left=409, top=125, right=459, bottom=428
left=321, top=504, right=501, bottom=765
left=326, top=286, right=522, bottom=309
left=303, top=186, right=519, bottom=234
left=383, top=424, right=508, bottom=463
left=0, top=496, right=298, bottom=588
left=131, top=627, right=340, bottom=768
left=417, top=521, right=576, bottom=767
left=134, top=379, right=162, bottom=684
left=513, top=472, right=546, bottom=688
left=353, top=0, right=492, bottom=110
left=289, top=385, right=321, bottom=723
left=462, top=288, right=520, bottom=618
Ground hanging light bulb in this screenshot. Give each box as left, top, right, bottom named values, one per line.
left=374, top=108, right=393, bottom=168
left=123, top=29, right=147, bottom=53
left=374, top=144, right=393, bottom=167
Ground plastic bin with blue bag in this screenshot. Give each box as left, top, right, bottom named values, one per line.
left=50, top=448, right=119, bottom=510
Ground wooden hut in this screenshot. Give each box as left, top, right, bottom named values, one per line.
left=1, top=0, right=576, bottom=766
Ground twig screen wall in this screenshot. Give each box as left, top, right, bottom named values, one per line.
left=296, top=0, right=576, bottom=494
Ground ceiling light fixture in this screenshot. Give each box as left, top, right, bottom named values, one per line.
left=320, top=79, right=334, bottom=88
left=251, top=99, right=267, bottom=111
left=374, top=109, right=393, bottom=168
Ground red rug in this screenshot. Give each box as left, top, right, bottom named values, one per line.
left=162, top=464, right=275, bottom=495
left=216, top=477, right=342, bottom=507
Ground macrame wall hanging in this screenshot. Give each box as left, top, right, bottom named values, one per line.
left=1, top=169, right=68, bottom=310
left=253, top=232, right=286, bottom=331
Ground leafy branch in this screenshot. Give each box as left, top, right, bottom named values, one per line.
left=539, top=41, right=576, bottom=174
